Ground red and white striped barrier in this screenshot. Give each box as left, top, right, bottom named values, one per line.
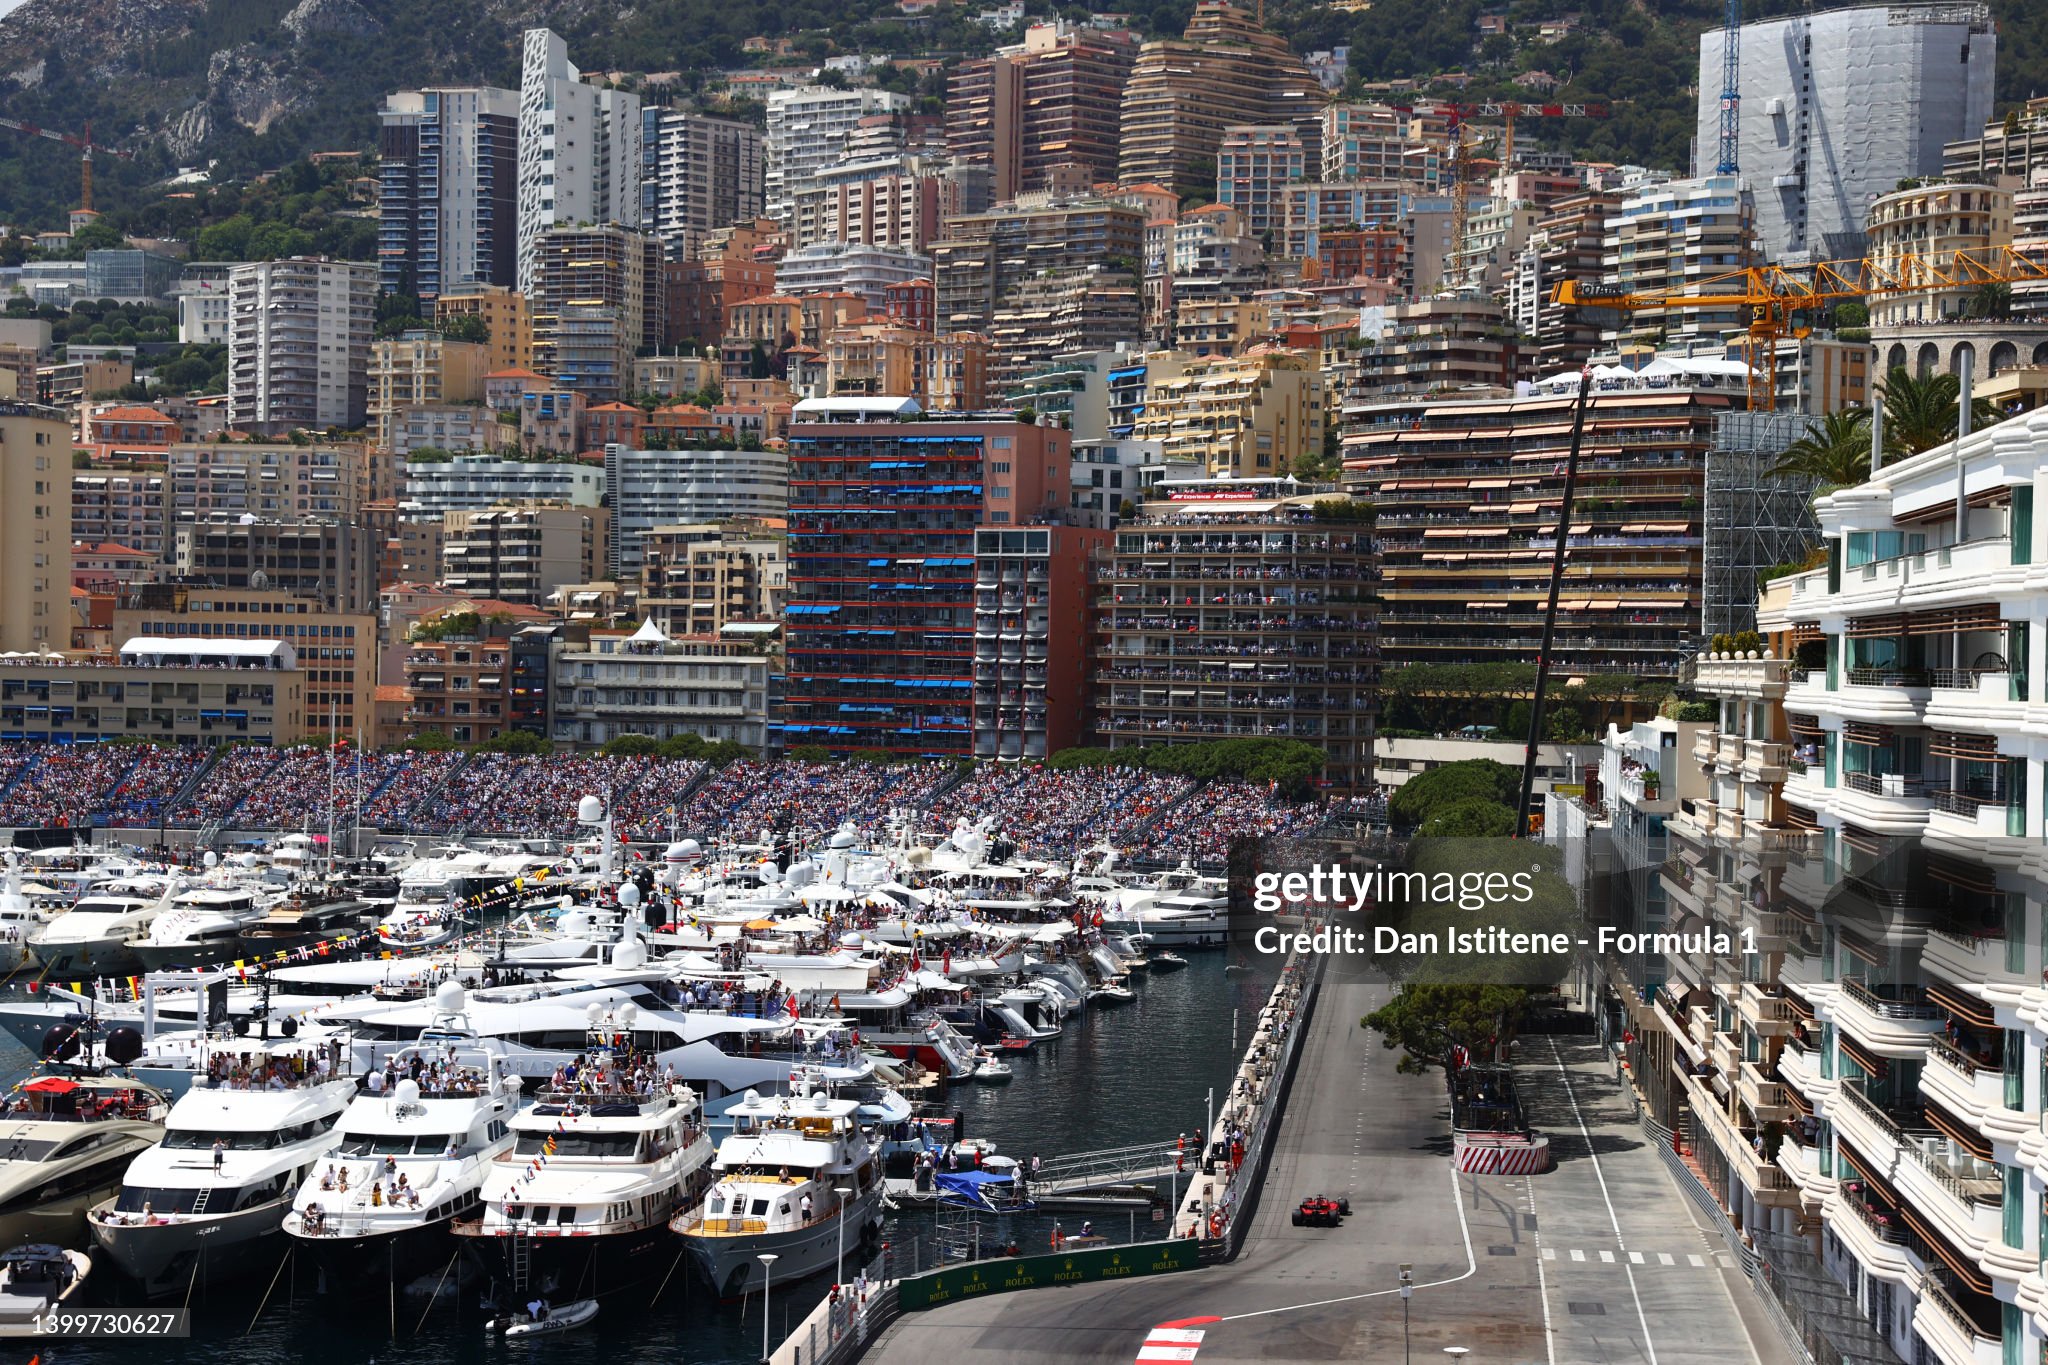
left=1137, top=1316, right=1219, bottom=1365
left=1454, top=1129, right=1552, bottom=1174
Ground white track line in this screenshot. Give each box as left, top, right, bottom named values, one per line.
left=1547, top=1036, right=1659, bottom=1365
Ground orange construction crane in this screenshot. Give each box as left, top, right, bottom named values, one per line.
left=1552, top=244, right=2048, bottom=410
left=0, top=116, right=133, bottom=215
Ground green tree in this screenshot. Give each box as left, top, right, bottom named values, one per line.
left=475, top=729, right=551, bottom=755
left=441, top=313, right=491, bottom=345
left=1418, top=798, right=1518, bottom=838
left=1878, top=366, right=2002, bottom=457
left=1386, top=758, right=1520, bottom=828
left=1766, top=410, right=1872, bottom=491
left=1364, top=984, right=1536, bottom=1073
left=1965, top=282, right=2012, bottom=321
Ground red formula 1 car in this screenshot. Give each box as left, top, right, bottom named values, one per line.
left=1291, top=1194, right=1351, bottom=1227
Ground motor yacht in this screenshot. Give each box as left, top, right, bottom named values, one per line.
left=29, top=877, right=179, bottom=977
left=0, top=1068, right=169, bottom=1249
left=285, top=1030, right=521, bottom=1287
left=129, top=884, right=282, bottom=971
left=87, top=1039, right=355, bottom=1297
left=674, top=1078, right=883, bottom=1297
left=454, top=1020, right=713, bottom=1301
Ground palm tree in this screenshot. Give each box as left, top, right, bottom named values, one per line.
left=1767, top=409, right=1873, bottom=490
left=1965, top=282, right=2012, bottom=320
left=1878, top=367, right=2003, bottom=457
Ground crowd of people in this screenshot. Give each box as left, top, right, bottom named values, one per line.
left=924, top=764, right=1195, bottom=860
left=0, top=742, right=208, bottom=829
left=1144, top=781, right=1330, bottom=864
left=408, top=752, right=659, bottom=836
left=0, top=742, right=1348, bottom=867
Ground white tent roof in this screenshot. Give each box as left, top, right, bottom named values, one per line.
left=628, top=617, right=668, bottom=644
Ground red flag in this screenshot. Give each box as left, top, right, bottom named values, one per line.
left=785, top=992, right=798, bottom=1017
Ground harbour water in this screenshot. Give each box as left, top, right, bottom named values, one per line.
left=3, top=952, right=1277, bottom=1364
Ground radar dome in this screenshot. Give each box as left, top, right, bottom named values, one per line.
left=39, top=1024, right=79, bottom=1062
left=578, top=795, right=605, bottom=825
left=395, top=1078, right=421, bottom=1107
left=560, top=910, right=591, bottom=938
left=830, top=829, right=857, bottom=850
left=617, top=882, right=642, bottom=908
left=586, top=1001, right=606, bottom=1026
left=104, top=1025, right=143, bottom=1065
left=435, top=979, right=466, bottom=1014
left=612, top=935, right=648, bottom=970
left=618, top=1002, right=638, bottom=1027
left=743, top=1088, right=760, bottom=1105
left=202, top=851, right=220, bottom=869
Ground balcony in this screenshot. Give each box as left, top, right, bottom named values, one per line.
left=1920, top=1037, right=2019, bottom=1143
left=1829, top=1186, right=1917, bottom=1282
left=1692, top=728, right=1719, bottom=765
left=1928, top=786, right=2014, bottom=838
left=1895, top=1131, right=2003, bottom=1265
left=1741, top=738, right=1791, bottom=784
left=1714, top=732, right=1744, bottom=771
left=1834, top=977, right=1948, bottom=1057
left=1738, top=1059, right=1792, bottom=1122
left=1777, top=1036, right=1832, bottom=1104
left=1738, top=981, right=1796, bottom=1036
left=1911, top=1274, right=2002, bottom=1365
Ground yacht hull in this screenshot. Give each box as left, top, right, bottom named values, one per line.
left=464, top=1222, right=683, bottom=1301
left=683, top=1197, right=883, bottom=1298
left=89, top=1198, right=292, bottom=1300
left=294, top=1216, right=463, bottom=1290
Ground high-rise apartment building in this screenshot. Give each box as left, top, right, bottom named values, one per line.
left=1218, top=125, right=1312, bottom=240
left=1129, top=345, right=1324, bottom=476
left=1096, top=476, right=1378, bottom=790
left=787, top=157, right=983, bottom=252
left=1696, top=3, right=1994, bottom=260
left=763, top=87, right=913, bottom=221
left=930, top=198, right=1147, bottom=336
left=400, top=455, right=604, bottom=516
left=1510, top=190, right=1621, bottom=369
left=172, top=517, right=377, bottom=614
left=1117, top=2, right=1325, bottom=197
left=641, top=108, right=766, bottom=259
left=71, top=468, right=167, bottom=563
left=168, top=441, right=372, bottom=529
left=514, top=28, right=643, bottom=295
left=440, top=504, right=606, bottom=605
left=947, top=22, right=1137, bottom=201
left=0, top=402, right=70, bottom=651
left=971, top=523, right=1107, bottom=760
left=1864, top=181, right=2012, bottom=327
left=226, top=258, right=375, bottom=434
left=528, top=225, right=662, bottom=404
left=986, top=267, right=1145, bottom=393
left=639, top=522, right=786, bottom=637
left=602, top=444, right=790, bottom=580
left=779, top=405, right=1074, bottom=757
left=1319, top=102, right=1447, bottom=185
left=775, top=243, right=934, bottom=310
left=379, top=86, right=521, bottom=299
left=1603, top=175, right=1757, bottom=345
left=1345, top=363, right=1747, bottom=681
left=662, top=220, right=780, bottom=347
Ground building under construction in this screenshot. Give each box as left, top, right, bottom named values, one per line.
left=1701, top=411, right=1819, bottom=641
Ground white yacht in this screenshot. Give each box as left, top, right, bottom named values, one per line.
left=379, top=851, right=520, bottom=947
left=0, top=1070, right=169, bottom=1249
left=0, top=860, right=52, bottom=974
left=675, top=1080, right=883, bottom=1297
left=128, top=884, right=281, bottom=971
left=454, top=1021, right=713, bottom=1301
left=87, top=1040, right=355, bottom=1298
left=285, top=1030, right=520, bottom=1288
left=30, top=876, right=180, bottom=977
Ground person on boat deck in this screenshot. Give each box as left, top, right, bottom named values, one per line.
left=370, top=1183, right=383, bottom=1207
left=367, top=1069, right=385, bottom=1095
left=212, top=1138, right=226, bottom=1174
left=383, top=1154, right=399, bottom=1180
left=1080, top=1221, right=1094, bottom=1237
left=801, top=1193, right=813, bottom=1221
left=396, top=1174, right=414, bottom=1205
left=445, top=1139, right=460, bottom=1159
left=526, top=1298, right=548, bottom=1322
left=319, top=1165, right=336, bottom=1191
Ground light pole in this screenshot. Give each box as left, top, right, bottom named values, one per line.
left=834, top=1184, right=854, bottom=1285
left=1400, top=1263, right=1413, bottom=1365
left=759, top=1253, right=780, bottom=1363
left=1443, top=1349, right=1469, bottom=1363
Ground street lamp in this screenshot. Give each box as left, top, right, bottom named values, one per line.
left=1399, top=1263, right=1413, bottom=1365
left=834, top=1184, right=854, bottom=1285
left=759, top=1253, right=781, bottom=1363
left=1442, top=1349, right=1469, bottom=1362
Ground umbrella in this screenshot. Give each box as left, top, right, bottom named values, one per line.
left=21, top=1077, right=77, bottom=1095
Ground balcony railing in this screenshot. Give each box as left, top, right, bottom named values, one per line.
left=1916, top=1272, right=1999, bottom=1347
left=1840, top=976, right=1945, bottom=1021
left=1930, top=667, right=2008, bottom=691
left=1839, top=1191, right=1909, bottom=1244
left=1846, top=667, right=1930, bottom=687
left=1842, top=771, right=1926, bottom=798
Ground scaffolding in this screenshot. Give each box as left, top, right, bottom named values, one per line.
left=1702, top=411, right=1821, bottom=641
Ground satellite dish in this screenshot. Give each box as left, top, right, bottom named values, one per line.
left=578, top=795, right=605, bottom=825
left=434, top=979, right=465, bottom=1014
left=203, top=851, right=220, bottom=869
left=395, top=1077, right=421, bottom=1107
left=617, top=881, right=642, bottom=908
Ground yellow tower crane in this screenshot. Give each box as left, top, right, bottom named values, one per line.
left=1553, top=245, right=2048, bottom=410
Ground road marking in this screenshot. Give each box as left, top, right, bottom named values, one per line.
left=1570, top=1249, right=1585, bottom=1262
left=1547, top=1036, right=1660, bottom=1365
left=1688, top=1255, right=1705, bottom=1268
left=1543, top=1247, right=1556, bottom=1260
left=1598, top=1250, right=1615, bottom=1263
left=1628, top=1251, right=1644, bottom=1265
left=1658, top=1253, right=1674, bottom=1266
left=1138, top=1317, right=1218, bottom=1365
left=1528, top=1175, right=1557, bottom=1365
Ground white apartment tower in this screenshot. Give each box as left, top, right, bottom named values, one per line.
left=763, top=86, right=913, bottom=222
left=514, top=28, right=643, bottom=296
left=226, top=258, right=376, bottom=434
